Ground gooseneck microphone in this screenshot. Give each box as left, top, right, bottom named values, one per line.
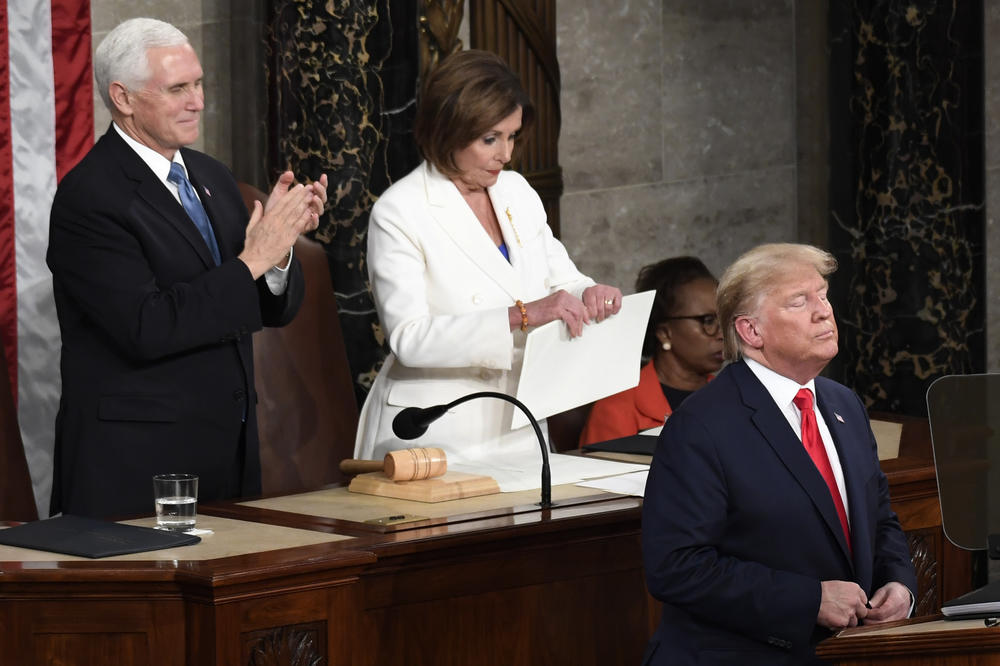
left=391, top=391, right=553, bottom=508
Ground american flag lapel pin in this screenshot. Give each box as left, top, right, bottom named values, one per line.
left=835, top=413, right=845, bottom=423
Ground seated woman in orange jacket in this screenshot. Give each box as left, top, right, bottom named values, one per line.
left=579, top=257, right=724, bottom=446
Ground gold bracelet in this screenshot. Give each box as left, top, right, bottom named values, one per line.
left=515, top=299, right=528, bottom=332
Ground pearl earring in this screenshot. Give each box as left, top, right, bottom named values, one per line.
left=662, top=341, right=671, bottom=351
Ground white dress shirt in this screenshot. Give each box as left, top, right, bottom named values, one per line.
left=744, top=357, right=850, bottom=525
left=112, top=122, right=290, bottom=294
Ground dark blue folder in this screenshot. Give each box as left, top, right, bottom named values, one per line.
left=0, top=514, right=200, bottom=558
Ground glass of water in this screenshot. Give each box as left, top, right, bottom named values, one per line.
left=152, top=473, right=198, bottom=531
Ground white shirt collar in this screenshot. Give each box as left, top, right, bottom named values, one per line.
left=744, top=357, right=816, bottom=409
left=112, top=122, right=188, bottom=185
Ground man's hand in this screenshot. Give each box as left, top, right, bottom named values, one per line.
left=239, top=181, right=319, bottom=279
left=864, top=581, right=911, bottom=624
left=265, top=170, right=328, bottom=218
left=818, top=580, right=869, bottom=631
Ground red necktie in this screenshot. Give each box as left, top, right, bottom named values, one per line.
left=793, top=388, right=851, bottom=553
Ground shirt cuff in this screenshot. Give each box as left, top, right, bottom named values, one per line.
left=264, top=246, right=293, bottom=295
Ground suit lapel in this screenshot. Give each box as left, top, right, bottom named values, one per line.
left=815, top=383, right=872, bottom=573
left=487, top=182, right=525, bottom=269
left=105, top=130, right=217, bottom=268
left=734, top=362, right=854, bottom=563
left=423, top=163, right=522, bottom=300
left=184, top=154, right=238, bottom=262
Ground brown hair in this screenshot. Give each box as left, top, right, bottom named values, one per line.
left=717, top=243, right=837, bottom=360
left=413, top=49, right=535, bottom=177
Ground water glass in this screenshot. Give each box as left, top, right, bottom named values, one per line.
left=152, top=473, right=198, bottom=531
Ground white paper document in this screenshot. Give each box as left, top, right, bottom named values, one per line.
left=511, top=290, right=655, bottom=429
left=576, top=470, right=649, bottom=497
left=450, top=452, right=648, bottom=493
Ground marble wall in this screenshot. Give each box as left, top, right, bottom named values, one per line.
left=556, top=0, right=796, bottom=292
left=91, top=1, right=232, bottom=161
left=826, top=1, right=985, bottom=414
left=558, top=0, right=1000, bottom=384
left=86, top=0, right=1000, bottom=374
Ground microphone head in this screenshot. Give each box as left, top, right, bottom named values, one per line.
left=392, top=405, right=449, bottom=440
left=392, top=407, right=428, bottom=440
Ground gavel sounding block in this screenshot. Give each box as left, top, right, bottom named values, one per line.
left=347, top=471, right=500, bottom=503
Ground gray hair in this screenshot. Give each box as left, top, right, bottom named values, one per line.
left=717, top=243, right=837, bottom=360
left=94, top=18, right=190, bottom=110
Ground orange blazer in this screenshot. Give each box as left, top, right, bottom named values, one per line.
left=579, top=360, right=671, bottom=447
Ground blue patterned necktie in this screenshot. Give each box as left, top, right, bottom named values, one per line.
left=167, top=162, right=221, bottom=265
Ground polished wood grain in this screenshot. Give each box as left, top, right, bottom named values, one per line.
left=0, top=410, right=971, bottom=664
left=817, top=616, right=1000, bottom=664
left=0, top=490, right=648, bottom=665
left=0, top=543, right=372, bottom=666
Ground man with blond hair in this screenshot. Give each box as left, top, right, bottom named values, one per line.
left=641, top=243, right=916, bottom=665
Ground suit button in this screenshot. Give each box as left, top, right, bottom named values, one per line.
left=233, top=389, right=246, bottom=402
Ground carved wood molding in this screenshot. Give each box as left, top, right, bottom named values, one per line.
left=418, top=0, right=465, bottom=86
left=467, top=0, right=563, bottom=234
left=243, top=621, right=326, bottom=665
left=491, top=0, right=560, bottom=101
left=907, top=528, right=939, bottom=617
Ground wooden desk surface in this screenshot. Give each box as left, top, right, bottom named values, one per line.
left=236, top=481, right=611, bottom=527
left=0, top=515, right=352, bottom=563
left=0, top=483, right=649, bottom=666
left=816, top=615, right=1000, bottom=663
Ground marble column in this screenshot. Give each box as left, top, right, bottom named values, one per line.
left=827, top=0, right=985, bottom=415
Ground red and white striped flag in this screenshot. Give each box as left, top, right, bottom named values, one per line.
left=1, top=0, right=93, bottom=515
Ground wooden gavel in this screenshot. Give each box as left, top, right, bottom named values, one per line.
left=339, top=447, right=447, bottom=481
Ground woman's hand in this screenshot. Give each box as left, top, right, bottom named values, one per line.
left=582, top=284, right=623, bottom=323
left=510, top=290, right=590, bottom=337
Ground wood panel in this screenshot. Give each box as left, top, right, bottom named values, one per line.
left=0, top=544, right=371, bottom=666
left=0, top=491, right=648, bottom=665
left=355, top=501, right=648, bottom=665
left=817, top=616, right=1000, bottom=664
left=468, top=0, right=563, bottom=235
left=0, top=599, right=185, bottom=666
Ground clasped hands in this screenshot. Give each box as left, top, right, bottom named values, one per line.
left=818, top=580, right=911, bottom=632
left=513, top=284, right=623, bottom=338
left=239, top=171, right=328, bottom=279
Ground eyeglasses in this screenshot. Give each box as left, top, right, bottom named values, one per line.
left=662, top=313, right=720, bottom=336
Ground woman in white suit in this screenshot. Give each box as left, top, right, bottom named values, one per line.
left=354, top=50, right=622, bottom=465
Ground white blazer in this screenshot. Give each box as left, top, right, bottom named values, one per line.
left=354, top=162, right=594, bottom=463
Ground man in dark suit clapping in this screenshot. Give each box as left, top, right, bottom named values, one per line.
left=47, top=18, right=327, bottom=518
left=641, top=243, right=917, bottom=665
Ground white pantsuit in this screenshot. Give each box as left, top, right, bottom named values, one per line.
left=354, top=162, right=594, bottom=463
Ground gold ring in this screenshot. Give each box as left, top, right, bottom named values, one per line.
left=604, top=299, right=614, bottom=306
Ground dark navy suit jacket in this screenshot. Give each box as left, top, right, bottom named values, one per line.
left=641, top=360, right=916, bottom=665
left=47, top=126, right=303, bottom=518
